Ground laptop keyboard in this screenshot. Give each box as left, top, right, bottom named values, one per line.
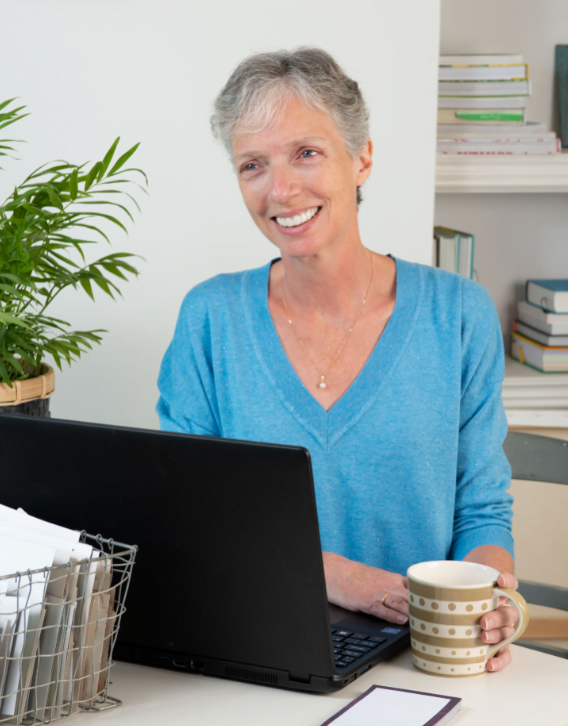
left=331, top=629, right=387, bottom=670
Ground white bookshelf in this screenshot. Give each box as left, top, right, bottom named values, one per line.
left=436, top=152, right=568, bottom=193
left=503, top=357, right=568, bottom=427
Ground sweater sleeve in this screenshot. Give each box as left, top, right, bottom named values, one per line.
left=450, top=283, right=514, bottom=562
left=156, top=287, right=222, bottom=437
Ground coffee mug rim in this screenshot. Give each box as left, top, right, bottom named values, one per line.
left=407, top=560, right=500, bottom=589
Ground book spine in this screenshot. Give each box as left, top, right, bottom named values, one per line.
left=456, top=233, right=461, bottom=275
left=525, top=280, right=531, bottom=307
left=455, top=111, right=525, bottom=122
left=556, top=46, right=568, bottom=149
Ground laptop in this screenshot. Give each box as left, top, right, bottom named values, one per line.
left=0, top=414, right=409, bottom=693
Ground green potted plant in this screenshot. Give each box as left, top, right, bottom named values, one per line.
left=0, top=98, right=147, bottom=417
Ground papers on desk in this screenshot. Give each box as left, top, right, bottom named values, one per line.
left=0, top=504, right=116, bottom=720
left=321, top=685, right=462, bottom=726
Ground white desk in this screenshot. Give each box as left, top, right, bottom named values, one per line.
left=68, top=645, right=568, bottom=726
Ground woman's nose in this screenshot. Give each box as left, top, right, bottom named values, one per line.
left=268, top=164, right=300, bottom=204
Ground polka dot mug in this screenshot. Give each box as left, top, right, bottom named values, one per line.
left=406, top=560, right=529, bottom=677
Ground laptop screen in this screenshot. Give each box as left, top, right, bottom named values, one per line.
left=0, top=415, right=335, bottom=681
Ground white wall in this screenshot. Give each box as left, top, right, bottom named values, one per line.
left=0, top=0, right=440, bottom=429
left=436, top=0, right=568, bottom=336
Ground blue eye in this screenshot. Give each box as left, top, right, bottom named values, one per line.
left=300, top=150, right=317, bottom=158
left=243, top=163, right=257, bottom=171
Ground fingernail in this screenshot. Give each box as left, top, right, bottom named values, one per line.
left=396, top=615, right=408, bottom=624
left=485, top=619, right=493, bottom=629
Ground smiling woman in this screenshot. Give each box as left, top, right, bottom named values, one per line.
left=157, top=47, right=519, bottom=674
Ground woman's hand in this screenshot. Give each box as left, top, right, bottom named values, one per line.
left=462, top=547, right=519, bottom=673
left=322, top=551, right=409, bottom=625
left=481, top=572, right=520, bottom=672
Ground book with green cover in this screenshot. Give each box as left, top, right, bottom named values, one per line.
left=437, top=108, right=525, bottom=125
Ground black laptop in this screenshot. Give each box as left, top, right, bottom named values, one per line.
left=0, top=414, right=409, bottom=693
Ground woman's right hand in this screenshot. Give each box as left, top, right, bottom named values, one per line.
left=322, top=551, right=409, bottom=625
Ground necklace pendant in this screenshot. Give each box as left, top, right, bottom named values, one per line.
left=318, top=376, right=326, bottom=390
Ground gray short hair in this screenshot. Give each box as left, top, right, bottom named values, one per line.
left=210, top=47, right=370, bottom=161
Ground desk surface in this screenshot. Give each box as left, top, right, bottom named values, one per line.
left=67, top=645, right=568, bottom=726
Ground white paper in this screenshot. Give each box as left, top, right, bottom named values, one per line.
left=0, top=527, right=92, bottom=599
left=0, top=505, right=81, bottom=543
left=328, top=687, right=452, bottom=726
left=0, top=540, right=54, bottom=715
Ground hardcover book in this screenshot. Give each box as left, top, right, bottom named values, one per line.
left=517, top=300, right=568, bottom=336
left=438, top=64, right=529, bottom=82
left=514, top=320, right=568, bottom=347
left=437, top=109, right=525, bottom=125
left=526, top=280, right=568, bottom=313
left=438, top=80, right=531, bottom=97
left=511, top=331, right=568, bottom=372
left=555, top=45, right=568, bottom=149
left=440, top=54, right=523, bottom=66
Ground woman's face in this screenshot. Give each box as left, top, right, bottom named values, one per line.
left=231, top=94, right=372, bottom=260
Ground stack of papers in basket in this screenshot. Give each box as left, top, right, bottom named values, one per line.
left=0, top=505, right=116, bottom=721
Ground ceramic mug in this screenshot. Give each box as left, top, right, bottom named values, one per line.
left=406, top=561, right=529, bottom=677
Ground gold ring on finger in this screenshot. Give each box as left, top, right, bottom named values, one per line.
left=381, top=592, right=390, bottom=606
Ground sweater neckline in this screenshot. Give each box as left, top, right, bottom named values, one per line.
left=242, top=255, right=423, bottom=450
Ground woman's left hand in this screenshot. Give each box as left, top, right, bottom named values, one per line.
left=481, top=572, right=520, bottom=672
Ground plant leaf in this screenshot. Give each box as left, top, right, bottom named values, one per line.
left=101, top=137, right=120, bottom=174
left=84, top=162, right=102, bottom=191
left=79, top=277, right=94, bottom=300
left=0, top=312, right=30, bottom=328
left=0, top=357, right=12, bottom=386
left=69, top=168, right=78, bottom=200
left=108, top=142, right=140, bottom=176
left=46, top=186, right=64, bottom=211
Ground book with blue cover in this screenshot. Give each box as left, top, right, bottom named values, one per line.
left=526, top=280, right=568, bottom=313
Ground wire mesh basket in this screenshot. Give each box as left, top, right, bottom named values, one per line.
left=0, top=533, right=137, bottom=724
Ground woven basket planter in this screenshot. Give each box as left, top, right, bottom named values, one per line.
left=0, top=363, right=55, bottom=418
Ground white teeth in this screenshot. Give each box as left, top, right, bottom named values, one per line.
left=276, top=206, right=319, bottom=228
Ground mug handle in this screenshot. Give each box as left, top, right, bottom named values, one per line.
left=486, top=587, right=530, bottom=660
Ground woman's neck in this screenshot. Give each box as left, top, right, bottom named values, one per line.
left=273, top=243, right=390, bottom=322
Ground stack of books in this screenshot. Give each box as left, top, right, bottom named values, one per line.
left=438, top=53, right=560, bottom=155
left=511, top=280, right=568, bottom=372
left=432, top=226, right=474, bottom=279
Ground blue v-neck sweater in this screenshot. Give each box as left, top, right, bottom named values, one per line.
left=156, top=257, right=513, bottom=575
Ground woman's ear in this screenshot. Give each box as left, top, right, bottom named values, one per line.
left=355, top=137, right=373, bottom=185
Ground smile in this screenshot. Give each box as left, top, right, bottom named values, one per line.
left=274, top=207, right=320, bottom=228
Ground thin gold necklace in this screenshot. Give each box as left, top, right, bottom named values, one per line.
left=281, top=250, right=374, bottom=390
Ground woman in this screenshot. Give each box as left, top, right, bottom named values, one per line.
left=157, top=48, right=519, bottom=672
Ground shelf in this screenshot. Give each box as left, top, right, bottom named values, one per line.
left=436, top=151, right=568, bottom=193
left=505, top=409, right=568, bottom=427
left=503, top=357, right=568, bottom=427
